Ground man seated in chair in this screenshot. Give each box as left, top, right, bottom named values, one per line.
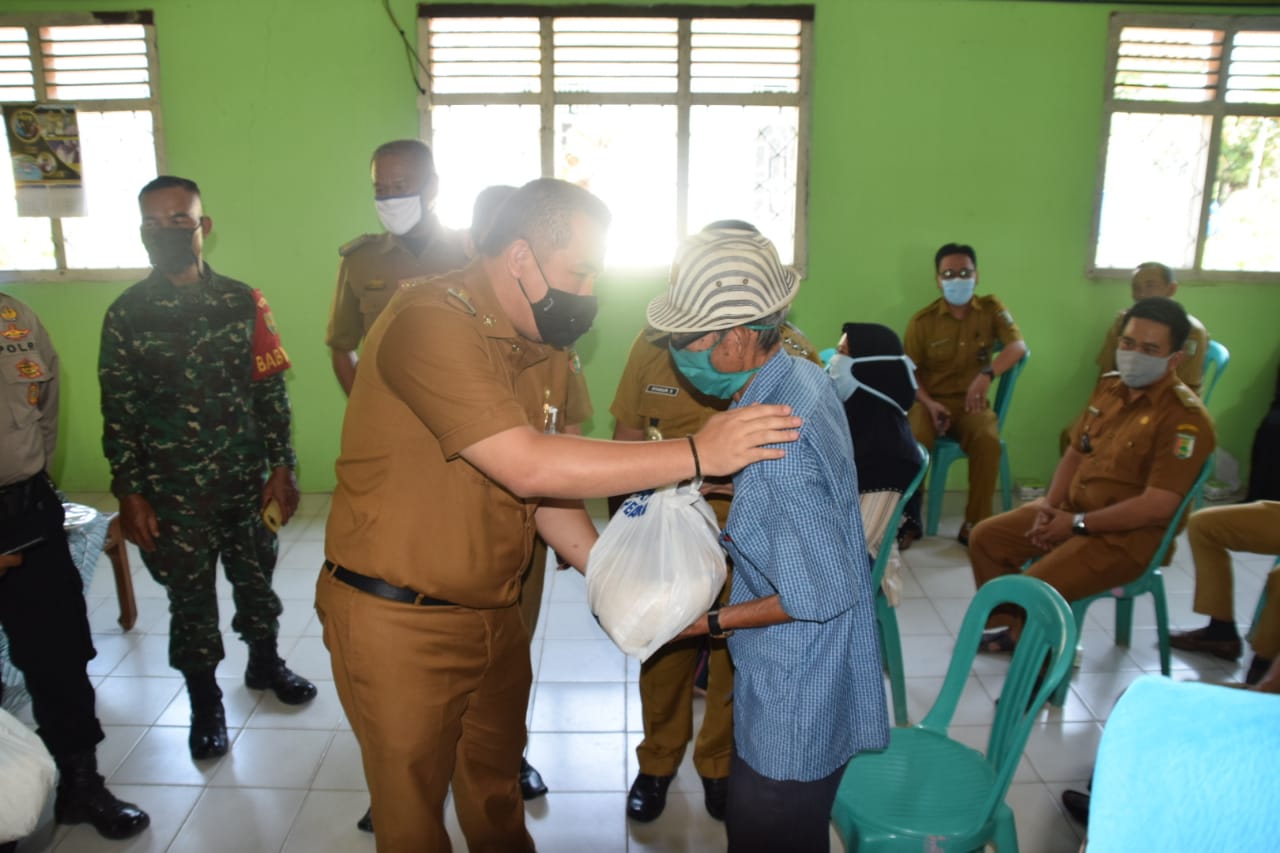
left=904, top=242, right=1027, bottom=546
left=1058, top=262, right=1210, bottom=454
left=1097, top=262, right=1209, bottom=394
left=969, top=297, right=1214, bottom=650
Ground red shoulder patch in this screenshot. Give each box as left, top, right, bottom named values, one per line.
left=251, top=289, right=291, bottom=380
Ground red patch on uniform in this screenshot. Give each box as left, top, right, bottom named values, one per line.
left=15, top=358, right=42, bottom=379
left=251, top=289, right=291, bottom=380
left=1, top=323, right=30, bottom=340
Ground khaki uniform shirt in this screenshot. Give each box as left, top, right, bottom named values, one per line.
left=1066, top=371, right=1215, bottom=564
left=608, top=325, right=821, bottom=527
left=325, top=263, right=588, bottom=608
left=904, top=295, right=1023, bottom=399
left=324, top=220, right=469, bottom=352
left=0, top=293, right=58, bottom=487
left=1095, top=312, right=1209, bottom=394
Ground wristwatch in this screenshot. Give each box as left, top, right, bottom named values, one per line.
left=1072, top=513, right=1089, bottom=536
left=980, top=365, right=995, bottom=378
left=707, top=608, right=733, bottom=639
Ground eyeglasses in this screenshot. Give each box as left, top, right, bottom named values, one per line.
left=939, top=268, right=976, bottom=280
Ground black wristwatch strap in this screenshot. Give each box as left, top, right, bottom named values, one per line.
left=707, top=608, right=732, bottom=639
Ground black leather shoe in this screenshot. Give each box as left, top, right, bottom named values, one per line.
left=521, top=758, right=548, bottom=800
left=701, top=775, right=728, bottom=821
left=357, top=806, right=373, bottom=833
left=1062, top=789, right=1090, bottom=825
left=189, top=702, right=229, bottom=760
left=626, top=772, right=674, bottom=822
left=246, top=653, right=318, bottom=705
left=54, top=752, right=150, bottom=840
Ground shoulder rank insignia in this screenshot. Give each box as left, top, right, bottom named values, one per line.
left=1174, top=385, right=1202, bottom=409
left=15, top=358, right=42, bottom=379
left=445, top=287, right=477, bottom=316
left=338, top=233, right=377, bottom=257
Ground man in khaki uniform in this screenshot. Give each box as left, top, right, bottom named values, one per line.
left=969, top=297, right=1214, bottom=644
left=1058, top=262, right=1211, bottom=454
left=316, top=179, right=803, bottom=852
left=1096, top=262, right=1209, bottom=393
left=327, top=139, right=468, bottom=395
left=905, top=243, right=1028, bottom=544
left=1168, top=501, right=1280, bottom=684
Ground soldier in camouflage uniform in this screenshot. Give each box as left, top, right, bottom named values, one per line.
left=98, top=176, right=315, bottom=762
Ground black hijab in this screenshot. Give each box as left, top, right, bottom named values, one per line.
left=839, top=322, right=915, bottom=412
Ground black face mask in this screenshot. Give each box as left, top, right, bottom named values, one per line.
left=141, top=225, right=199, bottom=275
left=518, top=247, right=597, bottom=348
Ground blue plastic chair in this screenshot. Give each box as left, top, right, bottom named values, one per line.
left=832, top=575, right=1077, bottom=852
left=924, top=351, right=1029, bottom=536
left=1042, top=457, right=1214, bottom=707
left=871, top=444, right=930, bottom=726
left=1199, top=339, right=1229, bottom=407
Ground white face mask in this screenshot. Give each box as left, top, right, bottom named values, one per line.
left=827, top=353, right=918, bottom=414
left=375, top=195, right=423, bottom=236
left=1114, top=348, right=1171, bottom=388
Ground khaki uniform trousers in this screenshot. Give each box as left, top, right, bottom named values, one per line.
left=1187, top=501, right=1280, bottom=659
left=519, top=538, right=550, bottom=637
left=316, top=570, right=535, bottom=853
left=969, top=504, right=1145, bottom=635
left=909, top=395, right=1002, bottom=526
left=636, top=573, right=734, bottom=779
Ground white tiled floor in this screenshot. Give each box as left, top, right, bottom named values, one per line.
left=10, top=492, right=1269, bottom=852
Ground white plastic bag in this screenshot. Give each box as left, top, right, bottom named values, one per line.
left=0, top=707, right=55, bottom=843
left=586, top=482, right=727, bottom=662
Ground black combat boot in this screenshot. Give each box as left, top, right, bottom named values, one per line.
left=184, top=669, right=229, bottom=760
left=53, top=750, right=150, bottom=839
left=245, top=638, right=317, bottom=705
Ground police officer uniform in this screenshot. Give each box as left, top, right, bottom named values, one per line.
left=969, top=371, right=1215, bottom=623
left=317, top=264, right=582, bottom=852
left=325, top=223, right=468, bottom=354
left=904, top=294, right=1023, bottom=528
left=0, top=293, right=148, bottom=840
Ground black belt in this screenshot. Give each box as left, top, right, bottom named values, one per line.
left=324, top=561, right=458, bottom=607
left=0, top=473, right=51, bottom=519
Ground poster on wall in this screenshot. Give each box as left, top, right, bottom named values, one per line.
left=4, top=104, right=86, bottom=218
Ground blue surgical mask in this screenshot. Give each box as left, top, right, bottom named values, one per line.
left=827, top=353, right=918, bottom=414
left=941, top=279, right=976, bottom=306
left=669, top=331, right=761, bottom=399
left=1115, top=349, right=1171, bottom=389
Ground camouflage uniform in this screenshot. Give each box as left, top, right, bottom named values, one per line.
left=98, top=266, right=295, bottom=673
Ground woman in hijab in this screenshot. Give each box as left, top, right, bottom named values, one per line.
left=827, top=323, right=924, bottom=587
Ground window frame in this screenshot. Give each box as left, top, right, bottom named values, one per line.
left=416, top=4, right=813, bottom=276
left=1088, top=12, right=1280, bottom=282
left=0, top=11, right=166, bottom=283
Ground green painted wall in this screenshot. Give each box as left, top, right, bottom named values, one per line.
left=2, top=0, right=1276, bottom=494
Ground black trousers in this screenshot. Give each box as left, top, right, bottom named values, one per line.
left=725, top=749, right=846, bottom=853
left=0, top=474, right=103, bottom=757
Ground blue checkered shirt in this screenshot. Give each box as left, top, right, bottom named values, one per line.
left=723, top=350, right=890, bottom=782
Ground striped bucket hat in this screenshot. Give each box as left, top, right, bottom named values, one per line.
left=646, top=226, right=799, bottom=334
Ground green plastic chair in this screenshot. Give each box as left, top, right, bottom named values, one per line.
left=1043, top=457, right=1214, bottom=707
left=832, top=575, right=1077, bottom=852
left=924, top=351, right=1029, bottom=536
left=1199, top=339, right=1229, bottom=407
left=871, top=443, right=930, bottom=726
